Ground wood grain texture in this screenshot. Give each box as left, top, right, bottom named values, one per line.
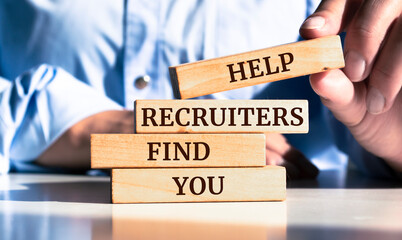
left=112, top=166, right=286, bottom=203
left=169, top=35, right=344, bottom=99
left=135, top=100, right=308, bottom=133
left=91, top=134, right=265, bottom=168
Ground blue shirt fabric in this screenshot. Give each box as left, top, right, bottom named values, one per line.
left=0, top=0, right=396, bottom=178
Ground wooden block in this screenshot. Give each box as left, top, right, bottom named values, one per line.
left=111, top=166, right=286, bottom=203
left=91, top=134, right=265, bottom=168
left=135, top=99, right=308, bottom=133
left=169, top=35, right=344, bottom=99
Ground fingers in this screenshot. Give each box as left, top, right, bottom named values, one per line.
left=310, top=69, right=367, bottom=127
left=300, top=0, right=359, bottom=38
left=266, top=148, right=318, bottom=179
left=283, top=147, right=319, bottom=179
left=309, top=12, right=402, bottom=116
left=367, top=16, right=402, bottom=114
left=264, top=132, right=290, bottom=154
left=266, top=150, right=301, bottom=179
left=265, top=133, right=319, bottom=179
left=301, top=0, right=401, bottom=86
left=343, top=0, right=401, bottom=82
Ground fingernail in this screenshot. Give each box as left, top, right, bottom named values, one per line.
left=301, top=16, right=326, bottom=29
left=345, top=51, right=366, bottom=81
left=367, top=86, right=385, bottom=114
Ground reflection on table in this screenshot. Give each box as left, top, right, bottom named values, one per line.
left=1, top=170, right=401, bottom=240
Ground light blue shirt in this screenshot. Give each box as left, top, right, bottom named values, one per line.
left=0, top=0, right=396, bottom=178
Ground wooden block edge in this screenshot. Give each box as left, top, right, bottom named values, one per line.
left=111, top=169, right=115, bottom=203
left=90, top=134, right=96, bottom=169
left=169, top=67, right=181, bottom=99
left=134, top=100, right=137, bottom=133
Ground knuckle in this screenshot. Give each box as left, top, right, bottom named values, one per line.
left=350, top=24, right=379, bottom=39
left=371, top=65, right=394, bottom=81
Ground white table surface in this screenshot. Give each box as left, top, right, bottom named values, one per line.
left=1, top=170, right=401, bottom=240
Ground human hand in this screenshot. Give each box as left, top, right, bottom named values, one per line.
left=37, top=110, right=134, bottom=169
left=300, top=0, right=402, bottom=171
left=265, top=133, right=319, bottom=179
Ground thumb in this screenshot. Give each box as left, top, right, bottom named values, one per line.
left=300, top=0, right=360, bottom=39
left=309, top=69, right=367, bottom=127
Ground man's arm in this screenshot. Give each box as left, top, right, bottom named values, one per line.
left=36, top=110, right=134, bottom=169
left=0, top=65, right=122, bottom=173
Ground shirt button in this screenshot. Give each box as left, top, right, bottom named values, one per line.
left=134, top=75, right=150, bottom=89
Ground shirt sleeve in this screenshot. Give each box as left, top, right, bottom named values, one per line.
left=0, top=64, right=122, bottom=173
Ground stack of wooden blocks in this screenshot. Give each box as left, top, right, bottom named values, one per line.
left=90, top=36, right=344, bottom=203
